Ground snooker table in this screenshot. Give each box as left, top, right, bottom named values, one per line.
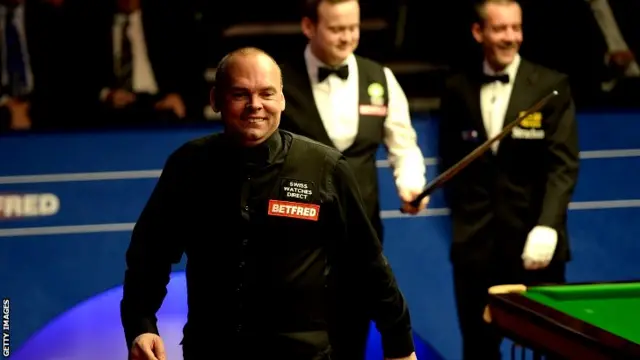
left=485, top=282, right=640, bottom=359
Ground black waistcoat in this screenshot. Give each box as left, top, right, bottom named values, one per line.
left=280, top=54, right=389, bottom=237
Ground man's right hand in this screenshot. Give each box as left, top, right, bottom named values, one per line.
left=130, top=333, right=166, bottom=360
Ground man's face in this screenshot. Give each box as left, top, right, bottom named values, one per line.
left=473, top=2, right=523, bottom=70
left=303, top=0, right=360, bottom=66
left=212, top=54, right=285, bottom=147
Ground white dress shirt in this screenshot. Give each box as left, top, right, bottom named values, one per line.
left=112, top=10, right=158, bottom=94
left=480, top=54, right=521, bottom=153
left=303, top=46, right=426, bottom=192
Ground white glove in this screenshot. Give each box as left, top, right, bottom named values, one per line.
left=522, top=226, right=557, bottom=270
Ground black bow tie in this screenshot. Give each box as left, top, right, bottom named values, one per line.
left=318, top=65, right=349, bottom=82
left=482, top=73, right=510, bottom=84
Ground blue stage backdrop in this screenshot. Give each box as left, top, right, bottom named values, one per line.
left=0, top=112, right=639, bottom=360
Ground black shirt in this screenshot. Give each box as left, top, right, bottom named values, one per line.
left=120, top=129, right=414, bottom=359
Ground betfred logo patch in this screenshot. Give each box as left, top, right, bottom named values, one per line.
left=268, top=200, right=320, bottom=221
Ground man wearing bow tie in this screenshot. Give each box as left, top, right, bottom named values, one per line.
left=279, top=0, right=427, bottom=359
left=438, top=1, right=580, bottom=358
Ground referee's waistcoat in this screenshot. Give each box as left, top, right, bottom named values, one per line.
left=280, top=55, right=389, bottom=238
left=182, top=132, right=344, bottom=358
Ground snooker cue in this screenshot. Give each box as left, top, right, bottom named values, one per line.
left=403, top=90, right=559, bottom=211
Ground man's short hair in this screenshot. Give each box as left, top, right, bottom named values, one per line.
left=473, top=0, right=519, bottom=24
left=301, top=0, right=358, bottom=23
left=213, top=47, right=283, bottom=92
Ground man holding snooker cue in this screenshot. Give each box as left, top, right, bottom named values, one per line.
left=438, top=0, right=580, bottom=358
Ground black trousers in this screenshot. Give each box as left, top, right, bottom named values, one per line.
left=182, top=331, right=333, bottom=360
left=452, top=257, right=566, bottom=360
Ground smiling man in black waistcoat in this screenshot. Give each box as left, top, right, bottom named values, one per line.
left=280, top=0, right=429, bottom=237
left=278, top=0, right=429, bottom=358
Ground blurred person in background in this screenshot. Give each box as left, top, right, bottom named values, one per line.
left=0, top=0, right=71, bottom=132
left=278, top=1, right=429, bottom=358
left=584, top=0, right=639, bottom=101
left=517, top=0, right=638, bottom=105
left=438, top=0, right=579, bottom=358
left=66, top=0, right=206, bottom=128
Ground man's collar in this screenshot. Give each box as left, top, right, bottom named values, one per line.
left=224, top=130, right=283, bottom=166
left=483, top=53, right=521, bottom=82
